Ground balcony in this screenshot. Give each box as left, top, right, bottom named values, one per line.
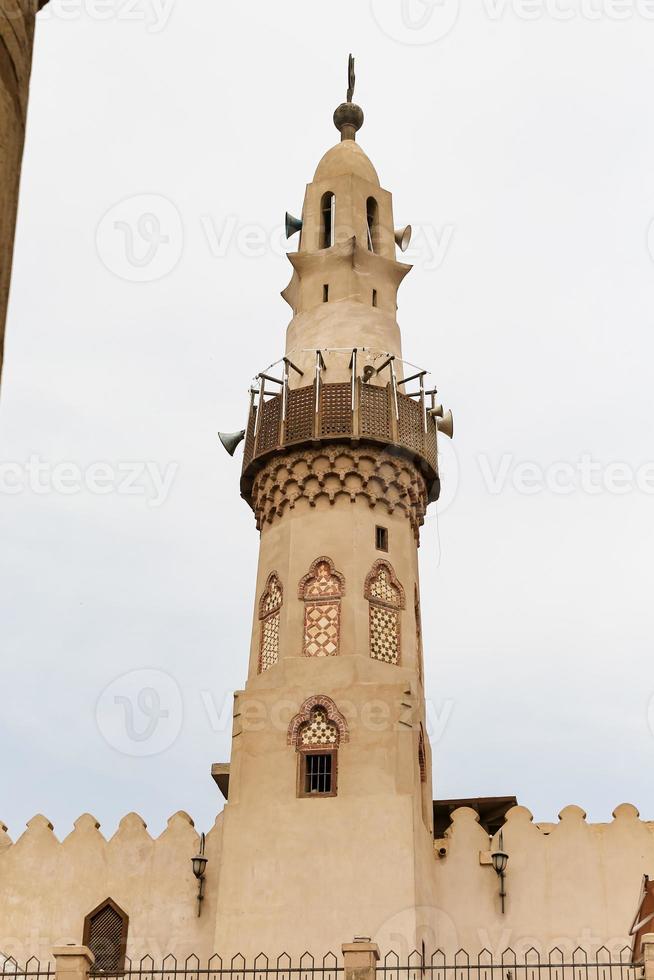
left=240, top=351, right=444, bottom=503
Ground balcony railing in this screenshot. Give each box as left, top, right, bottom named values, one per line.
left=240, top=350, right=442, bottom=495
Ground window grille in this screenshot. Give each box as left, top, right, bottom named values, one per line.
left=303, top=752, right=334, bottom=795
left=83, top=899, right=128, bottom=975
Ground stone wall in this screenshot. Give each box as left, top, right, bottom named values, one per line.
left=0, top=810, right=223, bottom=963
left=0, top=0, right=44, bottom=383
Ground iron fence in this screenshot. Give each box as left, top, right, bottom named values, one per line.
left=378, top=949, right=642, bottom=980
left=3, top=949, right=642, bottom=980
left=89, top=954, right=343, bottom=980
left=1, top=959, right=54, bottom=980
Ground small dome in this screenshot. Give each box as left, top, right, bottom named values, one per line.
left=313, top=141, right=380, bottom=186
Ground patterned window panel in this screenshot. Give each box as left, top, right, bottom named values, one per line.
left=299, top=709, right=339, bottom=746
left=299, top=558, right=345, bottom=658
left=369, top=604, right=400, bottom=665
left=369, top=566, right=401, bottom=605
left=364, top=561, right=404, bottom=667
left=260, top=612, right=280, bottom=672
left=258, top=573, right=283, bottom=673
left=303, top=602, right=340, bottom=658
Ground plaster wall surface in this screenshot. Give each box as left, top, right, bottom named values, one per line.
left=0, top=811, right=223, bottom=963
left=2, top=803, right=653, bottom=960
left=424, top=803, right=654, bottom=956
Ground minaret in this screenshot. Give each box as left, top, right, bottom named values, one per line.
left=214, top=60, right=452, bottom=955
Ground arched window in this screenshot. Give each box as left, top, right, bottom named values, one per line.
left=258, top=572, right=283, bottom=674
left=320, top=191, right=335, bottom=249
left=288, top=696, right=349, bottom=798
left=83, top=898, right=128, bottom=974
left=298, top=557, right=345, bottom=658
left=366, top=196, right=379, bottom=252
left=364, top=560, right=405, bottom=666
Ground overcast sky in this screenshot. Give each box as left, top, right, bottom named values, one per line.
left=1, top=0, right=653, bottom=842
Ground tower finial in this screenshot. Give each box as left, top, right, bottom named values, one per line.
left=347, top=53, right=355, bottom=104
left=334, top=53, right=364, bottom=142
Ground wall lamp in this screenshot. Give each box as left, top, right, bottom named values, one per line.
left=490, top=830, right=509, bottom=914
left=191, top=832, right=208, bottom=917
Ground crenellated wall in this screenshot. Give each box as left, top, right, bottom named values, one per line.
left=0, top=811, right=223, bottom=963
left=410, top=803, right=654, bottom=957
left=1, top=801, right=654, bottom=959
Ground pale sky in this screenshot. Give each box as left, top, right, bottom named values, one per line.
left=2, top=0, right=654, bottom=842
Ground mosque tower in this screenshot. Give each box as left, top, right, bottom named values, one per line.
left=213, top=59, right=453, bottom=955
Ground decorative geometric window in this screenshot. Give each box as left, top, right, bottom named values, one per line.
left=364, top=560, right=405, bottom=666
left=288, top=696, right=349, bottom=798
left=82, top=898, right=128, bottom=974
left=258, top=572, right=283, bottom=674
left=298, top=557, right=345, bottom=659
left=415, top=584, right=423, bottom=685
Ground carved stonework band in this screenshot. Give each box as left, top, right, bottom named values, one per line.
left=249, top=444, right=428, bottom=541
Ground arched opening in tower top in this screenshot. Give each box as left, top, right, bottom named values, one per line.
left=320, top=192, right=336, bottom=249
left=366, top=196, right=379, bottom=252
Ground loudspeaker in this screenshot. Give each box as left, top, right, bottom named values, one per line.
left=285, top=212, right=303, bottom=240
left=394, top=225, right=412, bottom=252
left=218, top=430, right=246, bottom=456
left=436, top=410, right=454, bottom=440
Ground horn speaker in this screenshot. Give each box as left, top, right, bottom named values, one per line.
left=285, top=212, right=303, bottom=240
left=394, top=225, right=412, bottom=252
left=436, top=410, right=454, bottom=440
left=218, top=430, right=246, bottom=456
